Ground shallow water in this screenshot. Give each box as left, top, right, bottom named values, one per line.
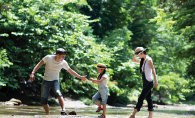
left=0, top=105, right=195, bottom=118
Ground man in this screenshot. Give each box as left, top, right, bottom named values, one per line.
left=30, top=48, right=87, bottom=115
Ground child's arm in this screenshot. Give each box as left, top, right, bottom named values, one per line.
left=90, top=77, right=107, bottom=84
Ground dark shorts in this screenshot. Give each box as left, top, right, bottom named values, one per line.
left=41, top=80, right=62, bottom=105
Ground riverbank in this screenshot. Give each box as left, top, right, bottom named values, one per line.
left=1, top=97, right=195, bottom=118
left=0, top=106, right=195, bottom=118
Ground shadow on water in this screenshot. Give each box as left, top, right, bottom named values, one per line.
left=0, top=106, right=195, bottom=118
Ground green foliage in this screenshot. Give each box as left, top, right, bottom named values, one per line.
left=80, top=97, right=94, bottom=106
left=79, top=0, right=132, bottom=38
left=127, top=0, right=157, bottom=49
left=156, top=73, right=189, bottom=102
left=0, top=0, right=194, bottom=104
left=156, top=0, right=195, bottom=101
left=148, top=8, right=187, bottom=76
left=0, top=48, right=13, bottom=87
left=0, top=0, right=115, bottom=99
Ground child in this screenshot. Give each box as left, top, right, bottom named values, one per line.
left=90, top=63, right=109, bottom=118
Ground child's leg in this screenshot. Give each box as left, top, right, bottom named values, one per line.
left=95, top=100, right=101, bottom=108
left=92, top=92, right=101, bottom=108
left=100, top=88, right=108, bottom=115
left=102, top=104, right=106, bottom=115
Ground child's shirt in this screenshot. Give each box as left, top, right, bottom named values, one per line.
left=100, top=74, right=108, bottom=87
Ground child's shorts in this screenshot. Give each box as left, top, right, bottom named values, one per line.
left=92, top=87, right=109, bottom=104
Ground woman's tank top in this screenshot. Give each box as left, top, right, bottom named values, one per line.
left=142, top=56, right=153, bottom=82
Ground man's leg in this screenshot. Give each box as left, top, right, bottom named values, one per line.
left=58, top=96, right=65, bottom=111
left=43, top=104, right=50, bottom=115
left=52, top=80, right=66, bottom=115
left=41, top=80, right=51, bottom=115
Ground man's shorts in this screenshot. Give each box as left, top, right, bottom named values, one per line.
left=41, top=80, right=62, bottom=105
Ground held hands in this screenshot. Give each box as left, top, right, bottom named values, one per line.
left=89, top=78, right=96, bottom=83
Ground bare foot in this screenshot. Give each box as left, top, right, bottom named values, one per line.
left=129, top=115, right=135, bottom=118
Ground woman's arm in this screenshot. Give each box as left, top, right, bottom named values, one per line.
left=148, top=60, right=158, bottom=87
left=132, top=54, right=140, bottom=63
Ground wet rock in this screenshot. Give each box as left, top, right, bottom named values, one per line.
left=4, top=101, right=17, bottom=106
left=127, top=104, right=135, bottom=107
left=9, top=98, right=22, bottom=105
left=143, top=104, right=158, bottom=107
left=3, top=98, right=22, bottom=106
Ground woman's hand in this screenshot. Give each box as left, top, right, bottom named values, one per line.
left=154, top=82, right=158, bottom=88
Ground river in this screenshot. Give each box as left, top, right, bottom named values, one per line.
left=0, top=104, right=195, bottom=118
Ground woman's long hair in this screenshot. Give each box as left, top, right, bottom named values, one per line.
left=97, top=69, right=106, bottom=80
left=140, top=51, right=147, bottom=73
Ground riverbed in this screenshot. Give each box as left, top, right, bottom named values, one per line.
left=0, top=104, right=195, bottom=118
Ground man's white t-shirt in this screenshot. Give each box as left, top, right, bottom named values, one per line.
left=42, top=55, right=70, bottom=81
left=101, top=74, right=108, bottom=87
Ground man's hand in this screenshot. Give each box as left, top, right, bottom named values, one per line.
left=89, top=78, right=94, bottom=81
left=80, top=75, right=88, bottom=81
left=30, top=73, right=35, bottom=81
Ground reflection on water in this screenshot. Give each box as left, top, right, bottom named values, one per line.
left=0, top=105, right=195, bottom=118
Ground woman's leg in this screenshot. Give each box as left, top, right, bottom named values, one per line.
left=130, top=84, right=152, bottom=117
left=146, top=87, right=153, bottom=118
left=129, top=109, right=138, bottom=118
left=148, top=111, right=153, bottom=118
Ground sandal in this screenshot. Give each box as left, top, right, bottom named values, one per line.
left=98, top=114, right=106, bottom=118
left=96, top=107, right=103, bottom=112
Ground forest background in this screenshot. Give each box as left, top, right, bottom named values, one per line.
left=0, top=0, right=195, bottom=106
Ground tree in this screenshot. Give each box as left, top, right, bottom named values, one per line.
left=157, top=0, right=195, bottom=100
left=0, top=0, right=113, bottom=98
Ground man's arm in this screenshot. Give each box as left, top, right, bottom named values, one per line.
left=30, top=60, right=45, bottom=81
left=67, top=68, right=88, bottom=81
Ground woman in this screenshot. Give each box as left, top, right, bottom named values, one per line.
left=129, top=47, right=158, bottom=118
left=90, top=63, right=109, bottom=118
